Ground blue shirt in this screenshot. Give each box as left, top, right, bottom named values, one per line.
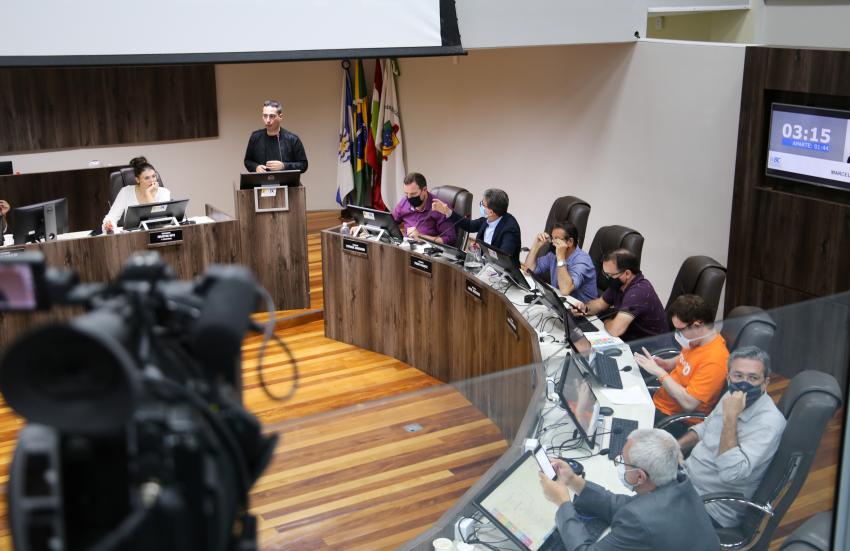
left=534, top=248, right=598, bottom=303
left=483, top=216, right=502, bottom=245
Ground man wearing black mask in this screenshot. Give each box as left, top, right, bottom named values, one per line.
left=571, top=248, right=667, bottom=342
left=678, top=346, right=786, bottom=528
left=390, top=172, right=457, bottom=245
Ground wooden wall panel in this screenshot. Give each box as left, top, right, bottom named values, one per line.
left=0, top=65, right=217, bottom=153
left=726, top=47, right=850, bottom=315
left=0, top=166, right=118, bottom=232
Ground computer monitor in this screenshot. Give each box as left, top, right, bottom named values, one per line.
left=12, top=197, right=69, bottom=245
left=564, top=312, right=613, bottom=387
left=473, top=451, right=559, bottom=551
left=477, top=240, right=532, bottom=291
left=528, top=271, right=570, bottom=321
left=123, top=199, right=189, bottom=230
left=0, top=161, right=12, bottom=176
left=429, top=240, right=466, bottom=262
left=555, top=354, right=600, bottom=449
left=239, top=170, right=301, bottom=189
left=348, top=205, right=403, bottom=241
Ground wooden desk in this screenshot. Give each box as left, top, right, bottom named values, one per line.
left=0, top=220, right=242, bottom=345
left=321, top=229, right=542, bottom=441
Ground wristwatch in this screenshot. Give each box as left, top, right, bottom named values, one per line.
left=556, top=260, right=567, bottom=268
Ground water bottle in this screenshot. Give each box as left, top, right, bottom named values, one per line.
left=341, top=221, right=350, bottom=236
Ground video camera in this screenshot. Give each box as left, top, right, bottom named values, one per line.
left=0, top=251, right=278, bottom=551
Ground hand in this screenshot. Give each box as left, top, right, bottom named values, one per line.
left=103, top=220, right=114, bottom=233
left=533, top=232, right=550, bottom=247
left=633, top=347, right=666, bottom=379
left=723, top=391, right=747, bottom=420
left=431, top=198, right=452, bottom=217
left=142, top=183, right=159, bottom=204
left=407, top=226, right=421, bottom=240
left=256, top=165, right=268, bottom=173
left=266, top=160, right=284, bottom=171
left=0, top=199, right=10, bottom=216
left=539, top=471, right=571, bottom=506
left=570, top=300, right=588, bottom=317
left=553, top=238, right=569, bottom=260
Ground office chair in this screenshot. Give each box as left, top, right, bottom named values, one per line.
left=657, top=370, right=842, bottom=551
left=777, top=511, right=832, bottom=551
left=109, top=168, right=167, bottom=204
left=666, top=255, right=727, bottom=322
left=543, top=196, right=591, bottom=248
left=430, top=185, right=472, bottom=249
left=586, top=224, right=644, bottom=293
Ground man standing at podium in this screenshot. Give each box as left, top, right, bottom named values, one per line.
left=244, top=100, right=308, bottom=173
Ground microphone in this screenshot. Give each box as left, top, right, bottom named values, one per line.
left=276, top=132, right=284, bottom=170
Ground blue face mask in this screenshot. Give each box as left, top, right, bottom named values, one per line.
left=479, top=204, right=488, bottom=218
left=727, top=380, right=764, bottom=408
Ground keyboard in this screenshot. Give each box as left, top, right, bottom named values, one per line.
left=592, top=354, right=623, bottom=389
left=576, top=317, right=599, bottom=333
left=607, top=417, right=639, bottom=460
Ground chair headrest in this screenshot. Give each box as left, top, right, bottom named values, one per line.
left=778, top=370, right=843, bottom=418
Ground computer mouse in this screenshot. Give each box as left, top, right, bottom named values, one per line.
left=621, top=365, right=632, bottom=372
left=560, top=458, right=585, bottom=478
left=598, top=406, right=614, bottom=417
left=603, top=348, right=622, bottom=357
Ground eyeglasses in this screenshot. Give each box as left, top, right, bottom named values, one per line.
left=602, top=270, right=623, bottom=279
left=613, top=455, right=640, bottom=470
left=729, top=372, right=765, bottom=384
left=479, top=200, right=490, bottom=209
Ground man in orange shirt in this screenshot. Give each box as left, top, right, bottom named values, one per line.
left=634, top=294, right=729, bottom=437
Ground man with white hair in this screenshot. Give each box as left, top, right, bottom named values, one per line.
left=540, top=428, right=719, bottom=550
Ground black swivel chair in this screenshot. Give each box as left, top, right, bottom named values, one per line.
left=777, top=511, right=833, bottom=551
left=666, top=255, right=727, bottom=322
left=658, top=370, right=842, bottom=551
left=543, top=196, right=591, bottom=248
left=430, top=185, right=472, bottom=249
left=586, top=225, right=644, bottom=293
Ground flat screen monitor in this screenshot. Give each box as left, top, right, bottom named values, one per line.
left=348, top=205, right=403, bottom=240
left=0, top=161, right=12, bottom=176
left=12, top=197, right=69, bottom=245
left=239, top=170, right=301, bottom=190
left=473, top=451, right=559, bottom=551
left=123, top=199, right=189, bottom=230
left=430, top=240, right=466, bottom=262
left=529, top=271, right=570, bottom=321
left=766, top=103, right=850, bottom=192
left=477, top=240, right=532, bottom=291
left=555, top=354, right=600, bottom=449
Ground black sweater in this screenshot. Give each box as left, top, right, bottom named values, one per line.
left=243, top=128, right=308, bottom=173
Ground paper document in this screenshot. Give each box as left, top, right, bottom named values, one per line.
left=599, top=385, right=649, bottom=405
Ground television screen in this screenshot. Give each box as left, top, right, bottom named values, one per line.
left=766, top=103, right=850, bottom=192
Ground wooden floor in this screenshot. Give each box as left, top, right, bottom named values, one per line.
left=0, top=210, right=843, bottom=550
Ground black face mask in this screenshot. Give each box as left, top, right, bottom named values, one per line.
left=607, top=277, right=624, bottom=292
left=727, top=380, right=764, bottom=409
left=408, top=194, right=424, bottom=208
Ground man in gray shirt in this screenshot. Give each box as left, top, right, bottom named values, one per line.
left=679, top=346, right=786, bottom=528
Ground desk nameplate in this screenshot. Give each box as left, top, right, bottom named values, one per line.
left=148, top=229, right=183, bottom=248
left=409, top=255, right=433, bottom=277
left=506, top=313, right=519, bottom=340
left=342, top=237, right=369, bottom=257
left=0, top=247, right=26, bottom=257
left=465, top=278, right=485, bottom=304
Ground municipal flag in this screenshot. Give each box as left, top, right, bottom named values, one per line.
left=378, top=59, right=406, bottom=210
left=335, top=62, right=355, bottom=206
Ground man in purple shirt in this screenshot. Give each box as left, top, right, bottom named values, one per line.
left=523, top=221, right=598, bottom=303
left=390, top=172, right=457, bottom=245
left=572, top=248, right=667, bottom=342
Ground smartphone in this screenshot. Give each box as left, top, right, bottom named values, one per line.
left=534, top=445, right=557, bottom=480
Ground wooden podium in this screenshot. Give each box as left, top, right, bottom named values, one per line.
left=234, top=186, right=310, bottom=310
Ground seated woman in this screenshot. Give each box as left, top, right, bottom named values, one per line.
left=103, top=157, right=170, bottom=231
left=0, top=199, right=10, bottom=234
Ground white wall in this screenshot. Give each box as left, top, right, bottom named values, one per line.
left=455, top=0, right=646, bottom=47
left=759, top=2, right=850, bottom=49
left=399, top=40, right=745, bottom=302
left=3, top=41, right=746, bottom=302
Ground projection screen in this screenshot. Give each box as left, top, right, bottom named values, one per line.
left=0, top=0, right=463, bottom=66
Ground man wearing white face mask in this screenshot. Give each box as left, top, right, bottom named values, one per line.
left=633, top=294, right=729, bottom=437
left=539, top=428, right=719, bottom=550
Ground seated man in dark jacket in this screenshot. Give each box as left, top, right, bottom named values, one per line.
left=540, top=428, right=720, bottom=551
left=431, top=188, right=522, bottom=265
